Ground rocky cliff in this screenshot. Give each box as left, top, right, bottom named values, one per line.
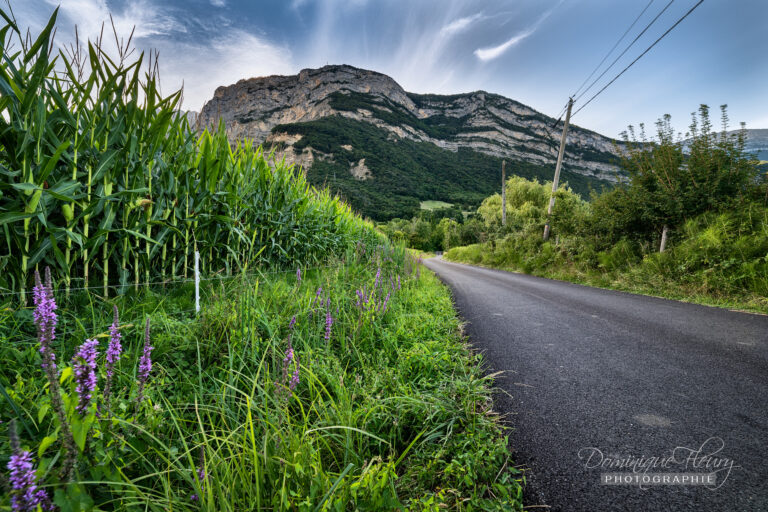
left=198, top=65, right=620, bottom=181
left=196, top=65, right=621, bottom=219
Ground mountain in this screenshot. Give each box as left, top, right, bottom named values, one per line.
left=196, top=65, right=622, bottom=220
left=740, top=128, right=768, bottom=160
left=683, top=128, right=768, bottom=162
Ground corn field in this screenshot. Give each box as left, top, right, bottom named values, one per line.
left=0, top=8, right=378, bottom=302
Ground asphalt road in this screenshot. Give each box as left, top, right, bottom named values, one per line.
left=424, top=257, right=768, bottom=512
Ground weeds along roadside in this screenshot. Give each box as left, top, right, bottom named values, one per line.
left=1, top=244, right=523, bottom=510
left=443, top=209, right=768, bottom=315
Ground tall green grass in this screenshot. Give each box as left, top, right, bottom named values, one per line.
left=0, top=7, right=379, bottom=302
left=1, top=247, right=523, bottom=510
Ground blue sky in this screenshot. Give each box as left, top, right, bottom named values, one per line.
left=12, top=0, right=768, bottom=137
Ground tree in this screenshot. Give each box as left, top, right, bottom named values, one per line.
left=615, top=105, right=758, bottom=251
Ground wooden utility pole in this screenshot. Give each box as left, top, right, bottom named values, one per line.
left=659, top=225, right=669, bottom=252
left=501, top=160, right=507, bottom=226
left=543, top=97, right=573, bottom=241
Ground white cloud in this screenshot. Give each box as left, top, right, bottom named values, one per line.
left=440, top=13, right=483, bottom=36
left=159, top=30, right=294, bottom=111
left=474, top=28, right=534, bottom=61
left=210, top=0, right=226, bottom=6
left=474, top=0, right=563, bottom=62
left=16, top=0, right=290, bottom=112
left=370, top=5, right=489, bottom=94
left=43, top=0, right=184, bottom=41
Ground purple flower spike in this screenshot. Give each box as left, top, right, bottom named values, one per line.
left=73, top=338, right=99, bottom=415
left=106, top=306, right=122, bottom=379
left=325, top=310, right=333, bottom=342
left=31, top=268, right=77, bottom=480
left=296, top=267, right=301, bottom=286
left=381, top=292, right=391, bottom=315
left=374, top=267, right=381, bottom=290
left=7, top=451, right=52, bottom=512
left=138, top=319, right=153, bottom=382
left=136, top=317, right=153, bottom=406
left=191, top=466, right=206, bottom=502
left=288, top=316, right=296, bottom=330
left=33, top=269, right=58, bottom=371
left=277, top=342, right=300, bottom=397
left=289, top=368, right=300, bottom=390
left=103, top=306, right=122, bottom=411
left=284, top=347, right=294, bottom=366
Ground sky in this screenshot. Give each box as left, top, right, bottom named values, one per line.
left=11, top=0, right=768, bottom=138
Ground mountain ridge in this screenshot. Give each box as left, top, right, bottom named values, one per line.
left=196, top=64, right=622, bottom=219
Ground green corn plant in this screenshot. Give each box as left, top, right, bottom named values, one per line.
left=0, top=6, right=381, bottom=301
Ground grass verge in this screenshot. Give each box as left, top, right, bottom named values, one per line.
left=1, top=246, right=523, bottom=510
left=444, top=243, right=768, bottom=315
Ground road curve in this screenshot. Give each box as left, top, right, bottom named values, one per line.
left=424, top=257, right=768, bottom=512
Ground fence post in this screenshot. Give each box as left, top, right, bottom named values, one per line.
left=194, top=250, right=200, bottom=314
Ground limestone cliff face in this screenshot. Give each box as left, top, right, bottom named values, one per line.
left=197, top=64, right=622, bottom=181
left=198, top=66, right=412, bottom=141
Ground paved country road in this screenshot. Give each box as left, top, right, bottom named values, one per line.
left=424, top=257, right=768, bottom=512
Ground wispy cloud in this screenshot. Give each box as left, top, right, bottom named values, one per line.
left=42, top=0, right=184, bottom=40
left=440, top=13, right=483, bottom=36
left=474, top=28, right=535, bottom=61
left=162, top=30, right=293, bottom=111
left=473, top=1, right=563, bottom=62
left=18, top=0, right=290, bottom=112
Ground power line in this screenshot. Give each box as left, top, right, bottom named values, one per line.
left=572, top=0, right=704, bottom=119
left=572, top=0, right=656, bottom=99
left=574, top=0, right=676, bottom=104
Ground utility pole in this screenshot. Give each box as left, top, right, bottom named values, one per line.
left=543, top=97, right=573, bottom=241
left=501, top=160, right=507, bottom=227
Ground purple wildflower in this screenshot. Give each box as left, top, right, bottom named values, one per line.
left=7, top=451, right=52, bottom=512
left=380, top=292, right=391, bottom=315
left=283, top=347, right=294, bottom=366
left=105, top=306, right=122, bottom=379
left=288, top=316, right=296, bottom=330
left=103, top=306, right=122, bottom=411
left=374, top=267, right=381, bottom=290
left=325, top=310, right=333, bottom=342
left=32, top=268, right=77, bottom=480
left=296, top=267, right=301, bottom=286
left=397, top=275, right=401, bottom=290
left=136, top=317, right=153, bottom=406
left=276, top=342, right=300, bottom=397
left=190, top=466, right=206, bottom=502
left=72, top=338, right=99, bottom=416
left=32, top=269, right=57, bottom=371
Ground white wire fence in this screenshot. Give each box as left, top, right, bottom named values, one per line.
left=1, top=252, right=343, bottom=346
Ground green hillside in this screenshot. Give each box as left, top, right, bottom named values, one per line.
left=273, top=115, right=616, bottom=220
